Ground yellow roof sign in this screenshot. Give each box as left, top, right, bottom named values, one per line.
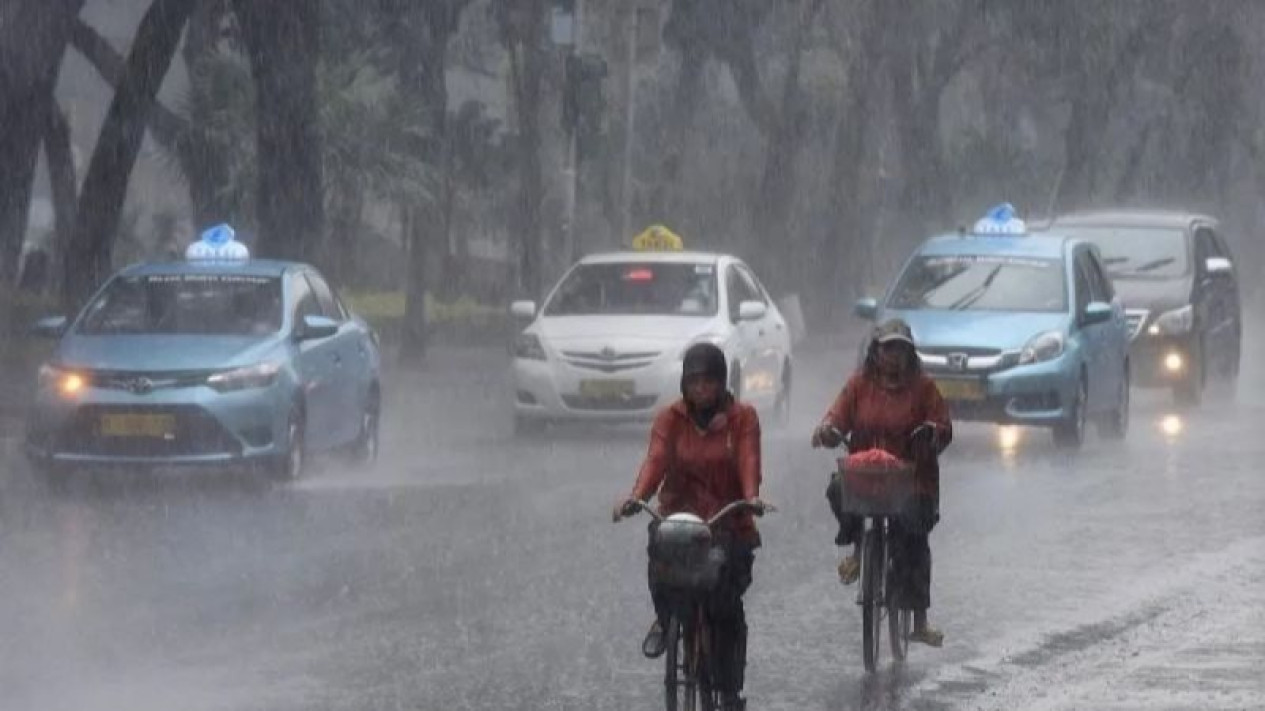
left=631, top=224, right=684, bottom=251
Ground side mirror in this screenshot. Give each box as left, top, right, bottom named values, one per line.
left=296, top=314, right=339, bottom=341
left=1082, top=301, right=1113, bottom=327
left=853, top=297, right=879, bottom=321
left=1205, top=256, right=1233, bottom=275
left=738, top=300, right=767, bottom=322
left=510, top=300, right=537, bottom=319
left=31, top=316, right=68, bottom=339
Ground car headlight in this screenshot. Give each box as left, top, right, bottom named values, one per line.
left=207, top=362, right=281, bottom=392
left=1018, top=331, right=1065, bottom=365
left=1151, top=305, right=1193, bottom=336
left=514, top=333, right=547, bottom=361
left=39, top=364, right=86, bottom=396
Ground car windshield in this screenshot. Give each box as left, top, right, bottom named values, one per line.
left=544, top=262, right=718, bottom=316
left=1056, top=226, right=1189, bottom=279
left=76, top=273, right=283, bottom=336
left=888, top=255, right=1067, bottom=312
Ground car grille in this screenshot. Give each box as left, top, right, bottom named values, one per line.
left=560, top=349, right=662, bottom=373
left=58, top=405, right=242, bottom=458
left=1124, top=309, right=1149, bottom=341
left=562, top=394, right=659, bottom=411
left=918, top=347, right=1016, bottom=373
left=85, top=369, right=215, bottom=393
left=918, top=346, right=1003, bottom=358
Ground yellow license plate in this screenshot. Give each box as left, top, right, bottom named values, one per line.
left=99, top=413, right=176, bottom=438
left=934, top=379, right=985, bottom=402
left=579, top=379, right=635, bottom=399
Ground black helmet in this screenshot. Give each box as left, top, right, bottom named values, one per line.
left=681, top=342, right=727, bottom=394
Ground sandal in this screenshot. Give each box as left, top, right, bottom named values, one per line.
left=836, top=555, right=860, bottom=585
left=909, top=625, right=944, bottom=648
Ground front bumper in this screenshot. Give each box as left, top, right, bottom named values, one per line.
left=1129, top=334, right=1196, bottom=387
left=512, top=356, right=682, bottom=422
left=25, top=381, right=291, bottom=469
left=929, top=356, right=1079, bottom=426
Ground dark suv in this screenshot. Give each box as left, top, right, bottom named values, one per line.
left=1049, top=211, right=1241, bottom=404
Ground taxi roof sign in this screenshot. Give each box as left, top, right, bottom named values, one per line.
left=187, top=223, right=250, bottom=261
left=631, top=224, right=684, bottom=251
left=972, top=203, right=1027, bottom=235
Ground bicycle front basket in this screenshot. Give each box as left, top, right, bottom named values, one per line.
left=837, top=457, right=917, bottom=516
left=650, top=514, right=724, bottom=590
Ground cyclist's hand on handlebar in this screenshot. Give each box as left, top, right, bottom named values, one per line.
left=612, top=497, right=643, bottom=523
left=812, top=424, right=844, bottom=449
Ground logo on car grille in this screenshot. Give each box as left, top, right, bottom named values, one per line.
left=600, top=346, right=617, bottom=360
left=947, top=353, right=969, bottom=371
left=124, top=377, right=154, bottom=395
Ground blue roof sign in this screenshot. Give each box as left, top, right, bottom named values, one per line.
left=186, top=223, right=249, bottom=261
left=973, top=203, right=1027, bottom=235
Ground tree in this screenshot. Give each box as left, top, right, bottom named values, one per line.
left=62, top=0, right=200, bottom=308
left=234, top=0, right=326, bottom=263
left=0, top=0, right=85, bottom=286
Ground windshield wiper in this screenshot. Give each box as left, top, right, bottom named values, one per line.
left=1129, top=257, right=1176, bottom=274
left=948, top=265, right=1003, bottom=310
left=1103, top=256, right=1129, bottom=265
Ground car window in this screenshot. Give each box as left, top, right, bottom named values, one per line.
left=726, top=265, right=763, bottom=322
left=1085, top=251, right=1115, bottom=302
left=75, top=274, right=283, bottom=336
left=1056, top=225, right=1189, bottom=279
left=888, top=254, right=1068, bottom=313
left=544, top=262, right=718, bottom=317
left=736, top=266, right=769, bottom=305
left=305, top=272, right=346, bottom=322
left=1074, top=255, right=1092, bottom=313
left=290, top=273, right=321, bottom=323
left=1194, top=227, right=1218, bottom=268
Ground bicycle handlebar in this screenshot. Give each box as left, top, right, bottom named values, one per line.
left=622, top=499, right=774, bottom=527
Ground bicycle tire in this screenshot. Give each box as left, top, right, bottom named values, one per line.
left=861, top=528, right=883, bottom=672
left=696, top=610, right=716, bottom=711
left=665, top=615, right=683, bottom=711
left=889, top=604, right=911, bottom=661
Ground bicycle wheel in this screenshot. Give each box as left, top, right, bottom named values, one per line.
left=696, top=610, right=717, bottom=711
left=888, top=604, right=911, bottom=661
left=664, top=615, right=685, bottom=711
left=861, top=528, right=883, bottom=673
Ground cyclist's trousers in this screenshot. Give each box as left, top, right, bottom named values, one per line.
left=648, top=537, right=755, bottom=695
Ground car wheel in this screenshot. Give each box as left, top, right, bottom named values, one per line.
left=349, top=391, right=380, bottom=466
left=1173, top=338, right=1205, bottom=407
left=1098, top=364, right=1130, bottom=441
left=271, top=411, right=305, bottom=482
left=1053, top=377, right=1088, bottom=450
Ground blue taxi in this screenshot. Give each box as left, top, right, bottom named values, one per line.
left=25, top=226, right=381, bottom=483
left=854, top=205, right=1131, bottom=449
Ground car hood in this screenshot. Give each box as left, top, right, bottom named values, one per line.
left=56, top=334, right=284, bottom=372
left=534, top=315, right=718, bottom=351
left=883, top=309, right=1070, bottom=351
left=1109, top=277, right=1192, bottom=313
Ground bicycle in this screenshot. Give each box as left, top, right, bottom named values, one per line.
left=621, top=499, right=772, bottom=711
left=824, top=427, right=924, bottom=672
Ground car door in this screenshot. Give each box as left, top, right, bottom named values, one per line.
left=304, top=270, right=364, bottom=446
left=724, top=264, right=762, bottom=396
left=1085, top=249, right=1128, bottom=404
left=289, top=272, right=340, bottom=450
left=738, top=264, right=788, bottom=389
left=1072, top=250, right=1107, bottom=411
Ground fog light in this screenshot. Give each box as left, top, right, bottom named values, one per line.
left=1160, top=414, right=1183, bottom=437
left=1147, top=324, right=1161, bottom=336
left=1164, top=353, right=1184, bottom=373
left=997, top=426, right=1021, bottom=451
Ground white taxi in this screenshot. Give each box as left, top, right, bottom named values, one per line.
left=510, top=234, right=793, bottom=433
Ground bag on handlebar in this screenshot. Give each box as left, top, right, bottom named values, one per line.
left=834, top=449, right=917, bottom=517
left=649, top=516, right=726, bottom=590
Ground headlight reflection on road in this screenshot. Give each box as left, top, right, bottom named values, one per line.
left=997, top=425, right=1022, bottom=452
left=1159, top=414, right=1183, bottom=438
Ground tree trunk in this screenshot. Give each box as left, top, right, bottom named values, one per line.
left=235, top=0, right=325, bottom=264
left=62, top=0, right=199, bottom=309
left=0, top=0, right=85, bottom=286
left=44, top=103, right=77, bottom=296
left=503, top=0, right=548, bottom=302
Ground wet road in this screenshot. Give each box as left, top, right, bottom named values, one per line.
left=1, top=333, right=1263, bottom=711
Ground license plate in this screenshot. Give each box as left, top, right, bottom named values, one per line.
left=99, top=413, right=176, bottom=438
left=579, top=379, right=635, bottom=400
left=934, top=379, right=985, bottom=402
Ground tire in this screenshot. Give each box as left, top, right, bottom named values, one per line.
left=889, top=605, right=911, bottom=662
left=349, top=390, right=380, bottom=466
left=1097, top=364, right=1130, bottom=441
left=271, top=411, right=305, bottom=482
left=665, top=615, right=684, bottom=711
left=1053, top=377, right=1088, bottom=450
left=1173, top=338, right=1205, bottom=407
left=861, top=528, right=883, bottom=673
